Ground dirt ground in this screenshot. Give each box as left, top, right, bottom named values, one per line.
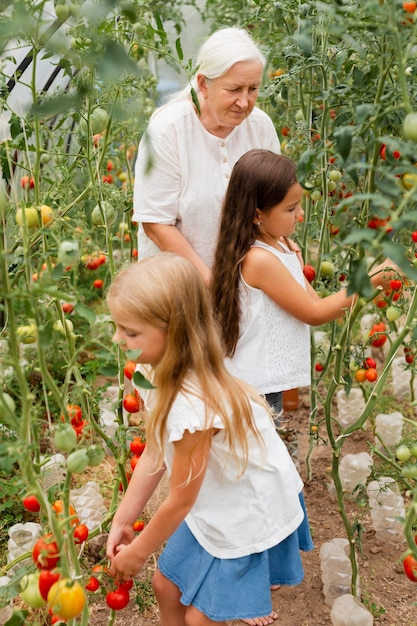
left=87, top=386, right=417, bottom=626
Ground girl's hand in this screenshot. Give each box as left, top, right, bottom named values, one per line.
left=106, top=522, right=136, bottom=561
left=108, top=542, right=145, bottom=581
left=370, top=259, right=404, bottom=291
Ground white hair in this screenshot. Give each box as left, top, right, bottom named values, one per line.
left=160, top=27, right=266, bottom=108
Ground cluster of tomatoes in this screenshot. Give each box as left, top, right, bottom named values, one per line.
left=355, top=357, right=378, bottom=384
left=123, top=360, right=145, bottom=414
left=60, top=403, right=88, bottom=440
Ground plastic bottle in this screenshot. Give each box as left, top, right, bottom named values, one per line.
left=319, top=538, right=359, bottom=607
left=366, top=477, right=405, bottom=545
left=336, top=388, right=365, bottom=428
left=330, top=593, right=374, bottom=625
left=374, top=412, right=403, bottom=448
left=339, top=452, right=373, bottom=492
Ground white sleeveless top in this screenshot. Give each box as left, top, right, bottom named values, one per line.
left=229, top=240, right=311, bottom=394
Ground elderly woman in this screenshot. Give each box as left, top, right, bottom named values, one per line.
left=133, top=27, right=280, bottom=287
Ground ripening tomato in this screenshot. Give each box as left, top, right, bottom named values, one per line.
left=47, top=579, right=86, bottom=620
left=52, top=500, right=79, bottom=527
left=355, top=368, right=367, bottom=383
left=73, top=524, right=89, bottom=544
left=32, top=535, right=60, bottom=570
left=23, top=494, right=41, bottom=512
left=63, top=404, right=83, bottom=425
left=403, top=554, right=417, bottom=581
left=133, top=519, right=145, bottom=532
left=105, top=587, right=130, bottom=610
left=123, top=360, right=137, bottom=380
left=93, top=279, right=104, bottom=289
left=123, top=393, right=141, bottom=413
left=365, top=367, right=378, bottom=382
left=38, top=570, right=60, bottom=601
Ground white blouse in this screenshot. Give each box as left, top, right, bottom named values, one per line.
left=133, top=99, right=280, bottom=269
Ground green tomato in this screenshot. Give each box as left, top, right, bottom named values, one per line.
left=16, top=322, right=37, bottom=344
left=55, top=3, right=69, bottom=20
left=58, top=240, right=80, bottom=267
left=91, top=201, right=116, bottom=227
left=87, top=444, right=105, bottom=467
left=54, top=423, right=78, bottom=452
left=20, top=573, right=46, bottom=608
left=403, top=112, right=417, bottom=143
left=90, top=107, right=109, bottom=135
left=396, top=444, right=411, bottom=462
left=386, top=305, right=402, bottom=322
left=53, top=319, right=74, bottom=335
left=16, top=207, right=38, bottom=229
left=402, top=463, right=417, bottom=479
left=329, top=169, right=342, bottom=182
left=67, top=449, right=89, bottom=474
left=320, top=261, right=335, bottom=278
left=410, top=442, right=417, bottom=458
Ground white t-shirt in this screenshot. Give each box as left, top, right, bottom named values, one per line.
left=164, top=385, right=304, bottom=559
left=133, top=99, right=281, bottom=269
left=229, top=240, right=311, bottom=394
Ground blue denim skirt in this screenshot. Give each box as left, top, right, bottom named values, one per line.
left=157, top=492, right=314, bottom=622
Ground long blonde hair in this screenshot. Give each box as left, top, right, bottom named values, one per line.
left=107, top=253, right=265, bottom=472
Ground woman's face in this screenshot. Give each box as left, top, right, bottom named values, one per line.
left=198, top=61, right=263, bottom=135
left=111, top=308, right=168, bottom=367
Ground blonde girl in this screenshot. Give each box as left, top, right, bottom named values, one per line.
left=106, top=253, right=313, bottom=626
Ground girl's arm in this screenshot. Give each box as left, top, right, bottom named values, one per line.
left=108, top=429, right=212, bottom=580
left=142, top=223, right=212, bottom=286
left=242, top=247, right=399, bottom=326
left=106, top=443, right=166, bottom=561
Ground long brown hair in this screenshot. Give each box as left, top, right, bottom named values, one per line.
left=211, top=149, right=298, bottom=357
left=107, top=253, right=265, bottom=473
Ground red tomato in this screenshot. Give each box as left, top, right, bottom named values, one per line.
left=303, top=264, right=316, bottom=283
left=369, top=322, right=387, bottom=347
left=123, top=360, right=137, bottom=380
left=403, top=554, right=417, bottom=581
left=364, top=357, right=377, bottom=369
left=32, top=535, right=60, bottom=570
left=65, top=404, right=83, bottom=425
left=117, top=580, right=133, bottom=591
left=23, top=494, right=41, bottom=512
left=412, top=231, right=417, bottom=242
left=107, top=160, right=114, bottom=171
left=365, top=367, right=378, bottom=382
left=102, top=174, right=113, bottom=184
left=61, top=302, right=74, bottom=314
left=106, top=587, right=130, bottom=610
left=379, top=144, right=386, bottom=160
left=39, top=570, right=60, bottom=601
left=73, top=524, right=89, bottom=544
left=123, top=393, right=141, bottom=413
left=281, top=126, right=290, bottom=137
left=403, top=1, right=417, bottom=12
left=133, top=519, right=145, bottom=532
left=93, top=279, right=104, bottom=289
left=390, top=279, right=402, bottom=291
left=130, top=436, right=146, bottom=456
left=314, top=363, right=324, bottom=372
left=85, top=576, right=100, bottom=592
left=406, top=353, right=415, bottom=364
left=21, top=175, right=35, bottom=189
left=130, top=455, right=141, bottom=471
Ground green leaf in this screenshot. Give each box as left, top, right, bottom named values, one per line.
left=347, top=257, right=374, bottom=298
left=133, top=371, right=155, bottom=390
left=175, top=37, right=183, bottom=62
left=4, top=609, right=29, bottom=626
left=334, top=126, right=353, bottom=162
left=74, top=303, right=96, bottom=324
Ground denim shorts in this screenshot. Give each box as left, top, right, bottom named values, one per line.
left=157, top=492, right=314, bottom=622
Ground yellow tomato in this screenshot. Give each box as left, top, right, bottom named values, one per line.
left=47, top=579, right=86, bottom=620
left=40, top=204, right=54, bottom=225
